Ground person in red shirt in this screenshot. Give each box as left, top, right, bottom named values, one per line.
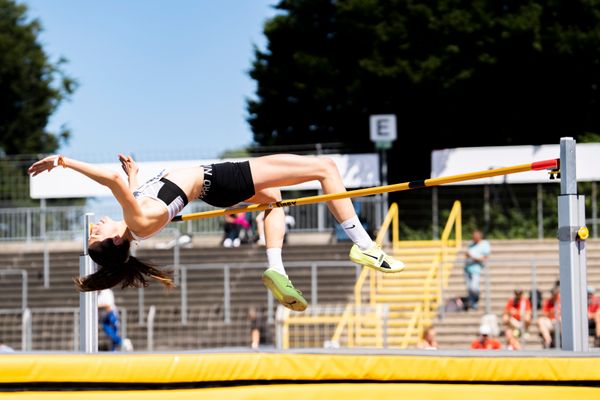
left=502, top=288, right=532, bottom=341
left=537, top=287, right=560, bottom=348
left=588, top=287, right=600, bottom=347
left=471, top=325, right=502, bottom=350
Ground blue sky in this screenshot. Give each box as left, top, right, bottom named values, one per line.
left=25, top=0, right=278, bottom=161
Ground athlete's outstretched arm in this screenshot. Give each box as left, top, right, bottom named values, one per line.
left=28, top=155, right=142, bottom=219
left=118, top=154, right=139, bottom=191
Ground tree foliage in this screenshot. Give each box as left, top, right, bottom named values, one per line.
left=248, top=0, right=600, bottom=180
left=0, top=0, right=77, bottom=155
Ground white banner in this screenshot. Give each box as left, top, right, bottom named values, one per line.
left=431, top=143, right=600, bottom=185
left=30, top=154, right=380, bottom=199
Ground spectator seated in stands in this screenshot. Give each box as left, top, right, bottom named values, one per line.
left=502, top=288, right=532, bottom=342
left=504, top=328, right=522, bottom=350
left=248, top=307, right=268, bottom=349
left=470, top=324, right=502, bottom=350
left=223, top=212, right=250, bottom=248
left=537, top=287, right=561, bottom=349
left=416, top=326, right=438, bottom=350
left=588, top=287, right=600, bottom=347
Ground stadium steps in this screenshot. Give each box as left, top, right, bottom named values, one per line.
left=0, top=242, right=357, bottom=350
left=431, top=239, right=600, bottom=350
left=2, top=238, right=600, bottom=350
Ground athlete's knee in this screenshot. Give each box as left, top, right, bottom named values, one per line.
left=317, top=157, right=338, bottom=179
left=258, top=187, right=282, bottom=202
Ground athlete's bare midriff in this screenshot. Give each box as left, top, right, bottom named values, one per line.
left=163, top=166, right=205, bottom=200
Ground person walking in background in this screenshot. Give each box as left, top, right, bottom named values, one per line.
left=464, top=230, right=491, bottom=311
left=98, top=289, right=123, bottom=351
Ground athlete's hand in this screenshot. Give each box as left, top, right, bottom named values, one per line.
left=118, top=154, right=139, bottom=177
left=27, top=155, right=63, bottom=177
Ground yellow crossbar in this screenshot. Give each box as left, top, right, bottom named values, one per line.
left=172, top=159, right=558, bottom=221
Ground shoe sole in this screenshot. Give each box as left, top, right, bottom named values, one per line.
left=262, top=275, right=307, bottom=312
left=349, top=256, right=406, bottom=273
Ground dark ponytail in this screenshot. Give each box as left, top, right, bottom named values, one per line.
left=76, top=238, right=174, bottom=292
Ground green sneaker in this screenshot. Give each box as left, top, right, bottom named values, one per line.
left=262, top=268, right=308, bottom=312
left=349, top=244, right=405, bottom=273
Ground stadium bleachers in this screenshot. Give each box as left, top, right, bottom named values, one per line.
left=0, top=241, right=358, bottom=350
left=0, top=238, right=599, bottom=351
left=438, top=239, right=600, bottom=349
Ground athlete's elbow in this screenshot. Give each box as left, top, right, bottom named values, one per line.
left=105, top=172, right=121, bottom=187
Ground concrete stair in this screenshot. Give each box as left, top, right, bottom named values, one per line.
left=434, top=239, right=600, bottom=350
left=0, top=241, right=358, bottom=350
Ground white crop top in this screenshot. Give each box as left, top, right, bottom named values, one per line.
left=130, top=169, right=188, bottom=241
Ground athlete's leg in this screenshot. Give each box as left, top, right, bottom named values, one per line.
left=245, top=188, right=285, bottom=249
left=245, top=188, right=307, bottom=311
left=249, top=154, right=404, bottom=273
left=249, top=154, right=354, bottom=223
left=249, top=154, right=373, bottom=249
left=255, top=211, right=266, bottom=246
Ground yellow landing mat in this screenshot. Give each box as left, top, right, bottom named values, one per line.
left=1, top=384, right=600, bottom=400
left=1, top=353, right=600, bottom=383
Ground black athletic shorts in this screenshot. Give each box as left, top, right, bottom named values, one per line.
left=198, top=161, right=255, bottom=208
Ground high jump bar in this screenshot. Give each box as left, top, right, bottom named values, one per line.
left=171, top=158, right=559, bottom=222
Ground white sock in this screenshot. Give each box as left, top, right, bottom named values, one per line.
left=266, top=248, right=286, bottom=276
left=341, top=215, right=374, bottom=250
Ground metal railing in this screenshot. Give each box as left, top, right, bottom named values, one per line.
left=0, top=307, right=79, bottom=351
left=174, top=261, right=361, bottom=326
left=0, top=197, right=384, bottom=241
left=0, top=306, right=132, bottom=352
left=277, top=304, right=389, bottom=349
left=0, top=255, right=585, bottom=351
left=0, top=206, right=86, bottom=241
left=0, top=269, right=27, bottom=311
left=0, top=308, right=30, bottom=351
left=279, top=203, right=381, bottom=349
left=278, top=201, right=462, bottom=349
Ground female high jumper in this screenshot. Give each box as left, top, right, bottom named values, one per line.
left=29, top=154, right=404, bottom=311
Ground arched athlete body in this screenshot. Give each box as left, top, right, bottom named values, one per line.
left=29, top=154, right=404, bottom=311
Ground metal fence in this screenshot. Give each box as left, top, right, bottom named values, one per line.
left=0, top=197, right=384, bottom=242
left=174, top=261, right=362, bottom=326
left=1, top=254, right=596, bottom=351
left=2, top=184, right=597, bottom=242
left=430, top=182, right=599, bottom=240
left=0, top=260, right=362, bottom=351
left=0, top=269, right=27, bottom=310
left=0, top=307, right=131, bottom=352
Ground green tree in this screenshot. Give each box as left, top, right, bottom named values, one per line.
left=248, top=0, right=600, bottom=181
left=0, top=0, right=77, bottom=155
